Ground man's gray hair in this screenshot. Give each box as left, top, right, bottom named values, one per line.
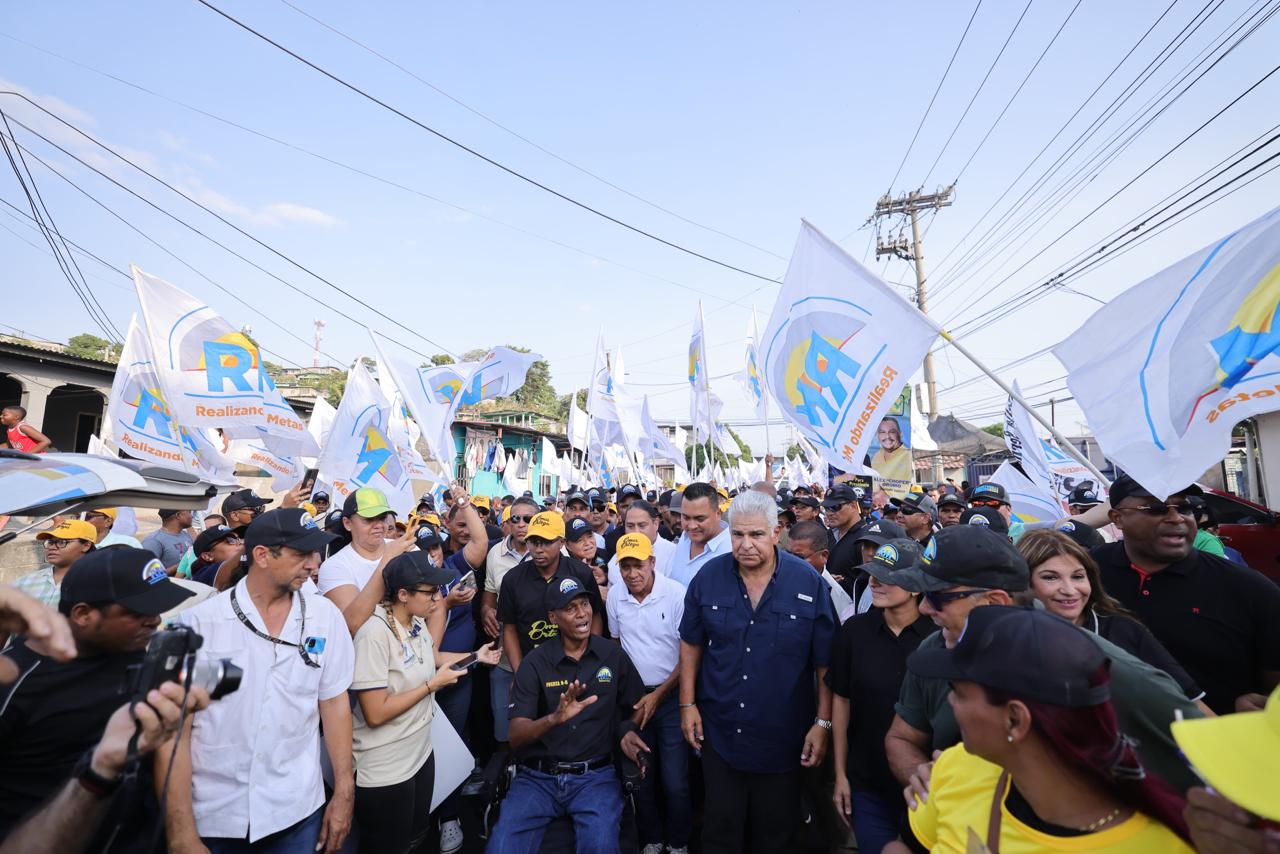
left=728, top=489, right=779, bottom=529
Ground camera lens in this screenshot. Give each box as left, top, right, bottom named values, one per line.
left=184, top=657, right=244, bottom=701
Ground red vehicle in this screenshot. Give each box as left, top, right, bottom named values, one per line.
left=1202, top=488, right=1280, bottom=583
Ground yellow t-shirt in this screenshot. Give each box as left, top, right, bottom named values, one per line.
left=909, top=745, right=1193, bottom=853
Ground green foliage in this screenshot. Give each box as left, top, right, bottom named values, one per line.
left=981, top=423, right=1005, bottom=438
left=430, top=354, right=455, bottom=366
left=66, top=333, right=121, bottom=362
left=298, top=371, right=347, bottom=406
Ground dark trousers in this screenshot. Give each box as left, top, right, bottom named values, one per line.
left=634, top=695, right=691, bottom=848
left=851, top=789, right=905, bottom=854
left=486, top=766, right=622, bottom=854
left=353, top=753, right=436, bottom=854
left=700, top=740, right=800, bottom=854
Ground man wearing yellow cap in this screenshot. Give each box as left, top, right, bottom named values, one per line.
left=13, top=520, right=98, bottom=609
left=82, top=508, right=143, bottom=549
left=606, top=533, right=691, bottom=854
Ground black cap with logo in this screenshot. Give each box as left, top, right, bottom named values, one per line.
left=891, top=524, right=1029, bottom=593
left=891, top=495, right=930, bottom=516
left=383, top=552, right=453, bottom=594
left=859, top=537, right=922, bottom=584
left=545, top=574, right=593, bottom=611
left=566, top=491, right=589, bottom=508
left=967, top=482, right=1011, bottom=506
left=822, top=485, right=860, bottom=509
left=1107, top=473, right=1203, bottom=505
left=937, top=492, right=967, bottom=509
left=791, top=495, right=820, bottom=509
left=565, top=517, right=595, bottom=543
left=59, top=547, right=195, bottom=616
left=244, top=508, right=338, bottom=555
left=960, top=506, right=1009, bottom=535
left=853, top=519, right=908, bottom=547
left=221, top=488, right=272, bottom=515
left=619, top=485, right=642, bottom=500
left=193, top=525, right=239, bottom=557
left=907, top=606, right=1111, bottom=707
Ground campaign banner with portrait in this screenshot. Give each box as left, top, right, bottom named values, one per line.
left=865, top=386, right=914, bottom=499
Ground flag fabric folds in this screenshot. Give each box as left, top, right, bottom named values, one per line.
left=1055, top=205, right=1280, bottom=498
left=761, top=222, right=938, bottom=473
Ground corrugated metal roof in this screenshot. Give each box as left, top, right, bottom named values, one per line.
left=0, top=334, right=118, bottom=366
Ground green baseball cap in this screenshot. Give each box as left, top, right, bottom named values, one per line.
left=342, top=487, right=394, bottom=519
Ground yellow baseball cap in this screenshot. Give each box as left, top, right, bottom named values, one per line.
left=85, top=508, right=118, bottom=522
left=615, top=533, right=653, bottom=562
left=37, top=519, right=98, bottom=542
left=301, top=501, right=318, bottom=517
left=473, top=495, right=492, bottom=510
left=501, top=506, right=512, bottom=523
left=606, top=502, right=617, bottom=513
left=1171, top=685, right=1280, bottom=820
left=527, top=511, right=566, bottom=542
left=720, top=499, right=731, bottom=513
left=716, top=487, right=729, bottom=499
left=423, top=512, right=441, bottom=527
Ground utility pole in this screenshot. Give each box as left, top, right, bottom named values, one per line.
left=871, top=185, right=954, bottom=484
left=871, top=185, right=954, bottom=421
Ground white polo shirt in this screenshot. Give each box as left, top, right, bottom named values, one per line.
left=605, top=572, right=685, bottom=687
left=606, top=534, right=676, bottom=591
left=178, top=579, right=355, bottom=842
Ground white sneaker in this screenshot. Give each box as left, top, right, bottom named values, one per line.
left=667, top=848, right=689, bottom=854
left=440, top=818, right=464, bottom=854
left=641, top=845, right=664, bottom=854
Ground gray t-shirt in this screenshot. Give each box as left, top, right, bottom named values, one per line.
left=141, top=529, right=193, bottom=569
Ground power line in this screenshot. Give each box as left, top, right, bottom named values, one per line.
left=193, top=0, right=780, bottom=284
left=0, top=32, right=763, bottom=312
left=272, top=0, right=786, bottom=263
left=0, top=95, right=454, bottom=360
left=918, top=0, right=1035, bottom=189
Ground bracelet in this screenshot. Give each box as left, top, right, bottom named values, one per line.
left=73, top=750, right=122, bottom=799
left=678, top=702, right=695, bottom=709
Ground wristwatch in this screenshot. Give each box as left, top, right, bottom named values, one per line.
left=815, top=718, right=833, bottom=731
left=73, top=750, right=123, bottom=798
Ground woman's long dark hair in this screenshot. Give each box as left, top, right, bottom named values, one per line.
left=984, top=666, right=1190, bottom=841
left=1017, top=530, right=1127, bottom=619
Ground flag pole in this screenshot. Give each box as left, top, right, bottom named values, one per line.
left=937, top=329, right=1110, bottom=487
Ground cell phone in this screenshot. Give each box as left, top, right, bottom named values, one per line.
left=450, top=652, right=479, bottom=671
left=455, top=570, right=477, bottom=592
left=299, top=468, right=319, bottom=497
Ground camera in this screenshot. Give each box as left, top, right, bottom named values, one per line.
left=127, top=626, right=243, bottom=702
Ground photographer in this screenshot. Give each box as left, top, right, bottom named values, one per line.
left=165, top=508, right=356, bottom=853
left=0, top=548, right=194, bottom=844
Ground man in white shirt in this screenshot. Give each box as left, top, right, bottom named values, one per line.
left=606, top=500, right=675, bottom=590
left=606, top=533, right=690, bottom=854
left=667, top=483, right=731, bottom=589
left=165, top=507, right=355, bottom=853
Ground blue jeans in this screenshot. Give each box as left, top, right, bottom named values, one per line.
left=204, top=807, right=327, bottom=854
left=634, top=695, right=691, bottom=848
left=490, top=665, right=514, bottom=743
left=486, top=766, right=622, bottom=854
left=851, top=789, right=905, bottom=854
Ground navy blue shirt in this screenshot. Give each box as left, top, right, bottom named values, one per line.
left=440, top=550, right=479, bottom=653
left=679, top=548, right=837, bottom=774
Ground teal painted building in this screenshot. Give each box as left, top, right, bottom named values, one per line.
left=450, top=415, right=572, bottom=503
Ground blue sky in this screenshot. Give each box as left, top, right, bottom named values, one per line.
left=2, top=0, right=1278, bottom=452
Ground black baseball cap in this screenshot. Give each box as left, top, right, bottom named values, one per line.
left=859, top=537, right=922, bottom=584
left=891, top=495, right=929, bottom=516
left=658, top=489, right=674, bottom=508
left=822, top=485, right=859, bottom=509
left=545, top=574, right=593, bottom=611
left=157, top=508, right=188, bottom=520
left=960, top=506, right=1009, bottom=535
left=853, top=519, right=907, bottom=547
left=1055, top=519, right=1106, bottom=550
left=59, top=547, right=195, bottom=616
left=383, top=552, right=453, bottom=594
left=586, top=488, right=606, bottom=506
left=968, top=482, right=1011, bottom=505
left=193, top=524, right=239, bottom=557
left=566, top=491, right=589, bottom=507
left=793, top=485, right=812, bottom=496
left=1108, top=473, right=1202, bottom=505
left=645, top=490, right=657, bottom=502
left=565, top=517, right=595, bottom=543
left=244, top=508, right=338, bottom=554
left=937, top=492, right=967, bottom=509
left=791, top=495, right=820, bottom=509
left=907, top=606, right=1110, bottom=707
left=222, top=488, right=272, bottom=514
left=892, top=525, right=1029, bottom=593
left=311, top=491, right=330, bottom=503
left=1066, top=485, right=1101, bottom=508
left=324, top=508, right=346, bottom=534
left=414, top=527, right=443, bottom=550
left=619, top=485, right=642, bottom=500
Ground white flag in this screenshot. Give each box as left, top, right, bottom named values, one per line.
left=1004, top=380, right=1055, bottom=492
left=688, top=302, right=716, bottom=443
left=738, top=309, right=769, bottom=420
left=316, top=363, right=416, bottom=515
left=227, top=435, right=304, bottom=492
left=370, top=333, right=454, bottom=466
left=761, top=222, right=938, bottom=473
left=306, top=396, right=337, bottom=453
left=104, top=315, right=231, bottom=478
left=567, top=396, right=590, bottom=452
left=988, top=461, right=1065, bottom=525
left=424, top=347, right=542, bottom=463
left=638, top=397, right=691, bottom=480
left=1055, top=205, right=1280, bottom=498
left=131, top=266, right=317, bottom=457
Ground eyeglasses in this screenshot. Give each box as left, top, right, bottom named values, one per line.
left=922, top=588, right=991, bottom=611
left=411, top=586, right=442, bottom=600
left=509, top=515, right=535, bottom=524
left=1117, top=503, right=1196, bottom=518
left=591, top=503, right=608, bottom=511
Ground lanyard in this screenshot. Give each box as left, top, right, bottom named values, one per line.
left=230, top=588, right=320, bottom=669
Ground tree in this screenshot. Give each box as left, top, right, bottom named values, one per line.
left=430, top=354, right=455, bottom=366
left=982, top=423, right=1005, bottom=438
left=66, top=333, right=120, bottom=362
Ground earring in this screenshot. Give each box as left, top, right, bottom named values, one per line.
left=1007, top=734, right=1014, bottom=743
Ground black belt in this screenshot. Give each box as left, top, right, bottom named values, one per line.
left=520, top=755, right=612, bottom=775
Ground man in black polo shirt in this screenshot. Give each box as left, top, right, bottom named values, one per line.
left=891, top=495, right=935, bottom=544
left=497, top=511, right=602, bottom=675
left=1093, top=473, right=1280, bottom=714
left=0, top=547, right=193, bottom=842
left=822, top=485, right=868, bottom=583
left=490, top=579, right=645, bottom=853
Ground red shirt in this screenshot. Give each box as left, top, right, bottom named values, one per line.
left=6, top=422, right=41, bottom=453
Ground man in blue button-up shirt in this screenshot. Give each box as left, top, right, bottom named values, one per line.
left=667, top=483, right=732, bottom=589
left=678, top=490, right=837, bottom=853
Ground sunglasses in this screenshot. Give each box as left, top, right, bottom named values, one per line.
left=825, top=503, right=847, bottom=512
left=970, top=499, right=1004, bottom=508
left=923, top=588, right=991, bottom=611
left=591, top=503, right=608, bottom=511
left=509, top=515, right=535, bottom=525
left=1117, top=502, right=1196, bottom=518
